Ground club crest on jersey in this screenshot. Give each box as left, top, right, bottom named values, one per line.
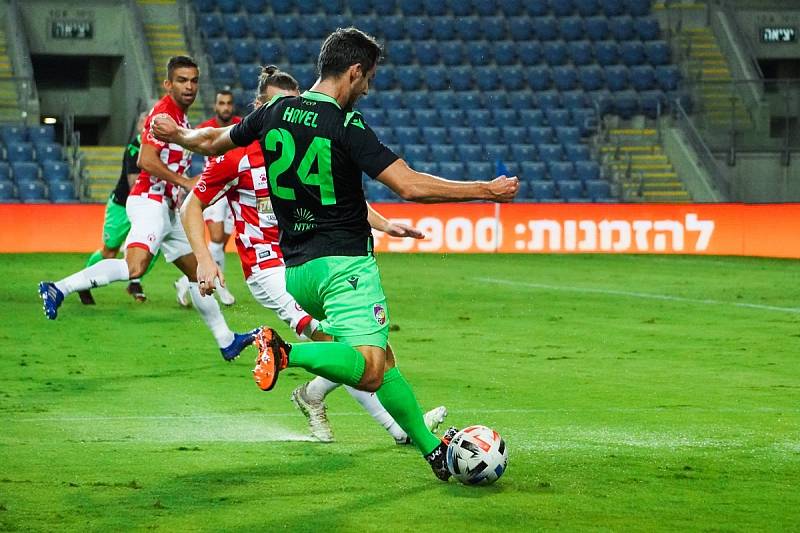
left=196, top=180, right=207, bottom=193
left=373, top=304, right=386, bottom=326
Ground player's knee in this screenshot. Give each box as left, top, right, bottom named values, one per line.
left=358, top=370, right=383, bottom=393
left=125, top=258, right=148, bottom=279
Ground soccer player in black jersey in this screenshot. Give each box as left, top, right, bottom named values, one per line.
left=153, top=28, right=518, bottom=481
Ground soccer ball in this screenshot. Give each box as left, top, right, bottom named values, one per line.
left=446, top=425, right=508, bottom=485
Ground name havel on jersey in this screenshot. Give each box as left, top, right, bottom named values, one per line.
left=229, top=90, right=398, bottom=267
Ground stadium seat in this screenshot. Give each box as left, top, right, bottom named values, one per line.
left=501, top=127, right=527, bottom=145
left=303, top=15, right=329, bottom=39
left=640, top=90, right=667, bottom=119
left=249, top=15, right=274, bottom=39
left=586, top=179, right=612, bottom=200
left=0, top=124, right=27, bottom=145
left=403, top=91, right=429, bottom=108
left=646, top=41, right=671, bottom=65
left=575, top=0, right=599, bottom=16
left=545, top=108, right=571, bottom=127
left=198, top=14, right=223, bottom=38
left=466, top=109, right=491, bottom=125
left=445, top=0, right=471, bottom=16
left=575, top=160, right=601, bottom=182
left=34, top=142, right=62, bottom=162
left=557, top=180, right=583, bottom=200
left=526, top=0, right=549, bottom=16
left=584, top=16, right=609, bottom=41
left=28, top=125, right=55, bottom=144
left=572, top=107, right=598, bottom=135
left=474, top=66, right=500, bottom=92
left=269, top=0, right=293, bottom=13
left=466, top=41, right=492, bottom=65
left=404, top=17, right=432, bottom=40
left=589, top=89, right=614, bottom=115
left=492, top=109, right=518, bottom=127
left=217, top=0, right=239, bottom=13
left=224, top=15, right=249, bottom=39
left=440, top=41, right=463, bottom=66
left=396, top=66, right=423, bottom=91
left=534, top=17, right=559, bottom=41
left=239, top=64, right=261, bottom=90
left=538, top=143, right=564, bottom=162
left=482, top=17, right=507, bottom=41
left=630, top=65, right=656, bottom=91
left=578, top=65, right=605, bottom=91
left=211, top=62, right=236, bottom=86
left=6, top=143, right=34, bottom=163
left=614, top=90, right=639, bottom=119
left=595, top=41, right=619, bottom=66
left=439, top=161, right=465, bottom=180
left=553, top=66, right=578, bottom=91
left=562, top=89, right=588, bottom=109
left=511, top=144, right=537, bottom=162
left=403, top=144, right=429, bottom=163
left=529, top=180, right=556, bottom=200
left=430, top=144, right=456, bottom=162
left=484, top=90, right=509, bottom=109
left=231, top=39, right=257, bottom=63
left=415, top=41, right=439, bottom=65
left=17, top=180, right=46, bottom=203
left=390, top=41, right=414, bottom=65
left=529, top=126, right=554, bottom=145
left=373, top=126, right=394, bottom=144
left=49, top=181, right=76, bottom=203
left=559, top=17, right=584, bottom=41
left=494, top=41, right=517, bottom=66
left=297, top=0, right=319, bottom=15
left=550, top=0, right=574, bottom=16
left=543, top=41, right=568, bottom=65
left=293, top=64, right=316, bottom=89
left=449, top=127, right=475, bottom=145
left=394, top=127, right=420, bottom=145
left=565, top=143, right=591, bottom=162
left=350, top=0, right=371, bottom=14
left=455, top=17, right=482, bottom=42
left=605, top=65, right=630, bottom=91
left=656, top=65, right=681, bottom=91
left=602, top=0, right=625, bottom=16
left=485, top=144, right=510, bottom=161
left=508, top=17, right=534, bottom=40
left=206, top=39, right=229, bottom=64
left=320, top=0, right=345, bottom=14
left=0, top=179, right=16, bottom=201
left=374, top=0, right=396, bottom=15
left=610, top=16, right=636, bottom=41
left=0, top=162, right=9, bottom=181
left=387, top=109, right=413, bottom=127
left=521, top=161, right=547, bottom=181
left=473, top=127, right=498, bottom=146
left=275, top=15, right=301, bottom=39
left=11, top=161, right=38, bottom=183
left=441, top=109, right=466, bottom=127
left=455, top=91, right=482, bottom=110
left=556, top=126, right=581, bottom=145
left=549, top=161, right=576, bottom=182
left=519, top=109, right=544, bottom=126
left=374, top=67, right=395, bottom=91
left=457, top=144, right=483, bottom=161
left=284, top=40, right=309, bottom=63
left=467, top=161, right=494, bottom=179
left=420, top=66, right=446, bottom=91
left=526, top=66, right=551, bottom=91
left=231, top=89, right=250, bottom=114
left=536, top=90, right=561, bottom=110
left=627, top=0, right=651, bottom=16
left=636, top=17, right=660, bottom=41
left=193, top=0, right=216, bottom=13
left=568, top=40, right=594, bottom=66
left=620, top=41, right=646, bottom=66
left=413, top=108, right=439, bottom=127
left=243, top=0, right=267, bottom=13
left=363, top=108, right=385, bottom=126
left=473, top=0, right=498, bottom=15
left=256, top=41, right=283, bottom=63
left=517, top=42, right=542, bottom=67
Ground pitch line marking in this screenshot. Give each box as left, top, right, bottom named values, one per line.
left=475, top=277, right=800, bottom=314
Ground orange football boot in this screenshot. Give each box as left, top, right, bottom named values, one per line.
left=253, top=327, right=290, bottom=391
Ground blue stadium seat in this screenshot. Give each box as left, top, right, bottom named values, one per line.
left=636, top=17, right=660, bottom=41
left=620, top=41, right=646, bottom=66
left=449, top=127, right=475, bottom=145
left=303, top=15, right=328, bottom=39
left=534, top=17, right=559, bottom=41
left=28, top=125, right=55, bottom=144
left=193, top=0, right=216, bottom=13
left=0, top=161, right=9, bottom=180
left=646, top=41, right=671, bottom=65
left=455, top=17, right=482, bottom=41
left=390, top=41, right=414, bottom=65
left=441, top=109, right=466, bottom=127
left=545, top=108, right=571, bottom=127
left=11, top=161, right=38, bottom=182
left=373, top=126, right=394, bottom=144
left=576, top=160, right=601, bottom=181
left=629, top=65, right=656, bottom=91
left=17, top=180, right=47, bottom=203
left=423, top=67, right=448, bottom=90
left=553, top=66, right=578, bottom=91
left=270, top=0, right=293, bottom=13
left=430, top=16, right=457, bottom=39
left=474, top=66, right=500, bottom=91
left=430, top=91, right=455, bottom=109
left=640, top=90, right=667, bottom=119
left=458, top=144, right=483, bottom=161
left=586, top=179, right=612, bottom=200
left=578, top=65, right=605, bottom=91
left=466, top=41, right=492, bottom=65
left=584, top=16, right=609, bottom=41
left=498, top=0, right=522, bottom=14
left=575, top=0, right=599, bottom=16
left=415, top=41, right=439, bottom=65
left=595, top=40, right=618, bottom=65
left=257, top=41, right=282, bottom=63
left=517, top=42, right=542, bottom=66
left=565, top=143, right=590, bottom=162
left=231, top=39, right=257, bottom=63
left=494, top=41, right=517, bottom=66
left=529, top=126, right=554, bottom=145
left=482, top=17, right=507, bottom=41
left=414, top=108, right=439, bottom=127
left=0, top=124, right=27, bottom=145
left=0, top=179, right=16, bottom=202
left=571, top=107, right=598, bottom=135
left=217, top=0, right=239, bottom=12
left=526, top=0, right=549, bottom=16
left=34, top=142, right=62, bottom=162
left=243, top=0, right=267, bottom=13
left=387, top=109, right=413, bottom=127
left=511, top=144, right=537, bottom=162
left=374, top=67, right=396, bottom=91
left=609, top=16, right=636, bottom=41
left=521, top=161, right=548, bottom=181
left=485, top=144, right=510, bottom=161
left=589, top=89, right=614, bottom=114
left=550, top=0, right=574, bottom=16
left=536, top=90, right=561, bottom=109
left=556, top=126, right=581, bottom=145
left=557, top=180, right=583, bottom=200
left=501, top=126, right=527, bottom=144
left=549, top=161, right=576, bottom=181
left=275, top=15, right=301, bottom=39
left=198, top=14, right=223, bottom=38
left=415, top=163, right=439, bottom=178
left=466, top=109, right=491, bottom=125
left=475, top=127, right=500, bottom=145
left=396, top=66, right=422, bottom=91
left=538, top=143, right=564, bottom=162
left=363, top=109, right=385, bottom=126
left=6, top=143, right=34, bottom=163
left=49, top=181, right=76, bottom=203
left=404, top=90, right=430, bottom=108
left=239, top=64, right=261, bottom=90
left=440, top=41, right=463, bottom=66
left=224, top=15, right=248, bottom=39
left=394, top=127, right=420, bottom=145
left=602, top=0, right=625, bottom=16
left=529, top=180, right=555, bottom=200
left=249, top=15, right=273, bottom=39
left=404, top=17, right=431, bottom=39
left=294, top=64, right=316, bottom=88
left=484, top=90, right=509, bottom=109
left=297, top=0, right=319, bottom=14
left=492, top=109, right=518, bottom=126
left=206, top=38, right=229, bottom=64
left=190, top=155, right=204, bottom=177
left=543, top=41, right=568, bottom=65
left=559, top=16, right=584, bottom=41
left=568, top=40, right=594, bottom=66
left=656, top=65, right=681, bottom=91
left=467, top=161, right=494, bottom=179
left=373, top=0, right=396, bottom=15
left=350, top=0, right=371, bottom=14
left=605, top=65, right=629, bottom=91
left=508, top=17, right=534, bottom=40
left=439, top=161, right=465, bottom=180
left=526, top=66, right=551, bottom=91
left=320, top=0, right=345, bottom=14
left=359, top=15, right=380, bottom=36
left=455, top=91, right=482, bottom=110
left=231, top=89, right=250, bottom=114
left=284, top=40, right=309, bottom=63
left=403, top=144, right=429, bottom=163
left=626, top=0, right=651, bottom=16
left=561, top=89, right=588, bottom=109
left=519, top=109, right=545, bottom=126
left=614, top=90, right=639, bottom=118
left=430, top=144, right=456, bottom=162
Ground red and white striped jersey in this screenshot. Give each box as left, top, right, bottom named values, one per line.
left=193, top=142, right=283, bottom=279
left=130, top=94, right=192, bottom=207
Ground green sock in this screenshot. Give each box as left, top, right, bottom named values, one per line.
left=288, top=342, right=365, bottom=387
left=85, top=250, right=103, bottom=268
left=376, top=367, right=441, bottom=456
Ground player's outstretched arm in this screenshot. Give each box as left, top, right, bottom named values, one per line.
left=180, top=192, right=224, bottom=296
left=376, top=159, right=519, bottom=204
left=151, top=113, right=237, bottom=156
left=366, top=202, right=425, bottom=239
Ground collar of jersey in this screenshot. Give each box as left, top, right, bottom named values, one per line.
left=301, top=90, right=341, bottom=109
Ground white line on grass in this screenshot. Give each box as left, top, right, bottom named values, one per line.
left=475, top=277, right=800, bottom=314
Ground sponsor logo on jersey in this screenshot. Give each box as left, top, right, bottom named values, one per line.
left=293, top=208, right=316, bottom=232
left=373, top=303, right=386, bottom=326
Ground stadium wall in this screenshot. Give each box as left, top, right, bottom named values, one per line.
left=2, top=203, right=799, bottom=259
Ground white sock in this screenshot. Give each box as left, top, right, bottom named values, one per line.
left=55, top=259, right=129, bottom=296
left=304, top=376, right=340, bottom=402
left=299, top=318, right=321, bottom=341
left=344, top=386, right=408, bottom=442
left=209, top=241, right=225, bottom=271
left=188, top=281, right=234, bottom=348
left=130, top=278, right=141, bottom=284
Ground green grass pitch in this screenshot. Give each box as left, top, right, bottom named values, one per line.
left=1, top=253, right=799, bottom=531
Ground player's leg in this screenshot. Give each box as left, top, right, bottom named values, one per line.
left=79, top=196, right=128, bottom=305
left=204, top=202, right=235, bottom=306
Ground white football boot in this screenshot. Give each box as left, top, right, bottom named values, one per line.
left=291, top=383, right=334, bottom=443
left=395, top=405, right=448, bottom=445
left=215, top=283, right=236, bottom=306
left=174, top=275, right=192, bottom=308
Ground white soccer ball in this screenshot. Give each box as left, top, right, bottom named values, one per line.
left=446, top=425, right=508, bottom=485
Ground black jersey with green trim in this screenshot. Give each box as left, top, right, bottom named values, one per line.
left=229, top=90, right=398, bottom=267
left=111, top=134, right=141, bottom=206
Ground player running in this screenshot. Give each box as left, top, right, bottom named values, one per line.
left=175, top=89, right=241, bottom=307
left=77, top=112, right=159, bottom=305
left=39, top=56, right=256, bottom=361
left=180, top=65, right=446, bottom=444
left=153, top=30, right=518, bottom=481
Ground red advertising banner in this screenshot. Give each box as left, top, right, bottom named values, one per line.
left=1, top=203, right=799, bottom=258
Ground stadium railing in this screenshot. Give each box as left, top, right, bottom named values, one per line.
left=674, top=99, right=732, bottom=199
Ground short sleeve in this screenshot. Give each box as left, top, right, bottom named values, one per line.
left=343, top=114, right=399, bottom=179
left=123, top=140, right=140, bottom=175
left=142, top=113, right=166, bottom=150
left=229, top=104, right=269, bottom=147
left=193, top=148, right=242, bottom=205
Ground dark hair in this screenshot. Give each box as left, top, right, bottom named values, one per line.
left=215, top=89, right=234, bottom=99
left=167, top=55, right=198, bottom=81
left=257, top=65, right=300, bottom=96
left=317, top=27, right=382, bottom=79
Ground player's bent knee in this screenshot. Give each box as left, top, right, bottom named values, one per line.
left=357, top=370, right=384, bottom=393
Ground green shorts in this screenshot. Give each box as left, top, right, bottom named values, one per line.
left=285, top=255, right=389, bottom=349
left=102, top=195, right=131, bottom=249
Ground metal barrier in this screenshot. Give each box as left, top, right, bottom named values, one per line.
left=674, top=100, right=732, bottom=198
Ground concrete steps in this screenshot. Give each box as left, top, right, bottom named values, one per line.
left=81, top=146, right=123, bottom=201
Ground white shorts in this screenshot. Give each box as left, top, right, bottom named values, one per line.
left=246, top=267, right=314, bottom=340
left=203, top=200, right=234, bottom=235
left=124, top=195, right=192, bottom=263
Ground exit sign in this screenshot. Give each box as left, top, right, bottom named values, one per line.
left=761, top=27, right=796, bottom=43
